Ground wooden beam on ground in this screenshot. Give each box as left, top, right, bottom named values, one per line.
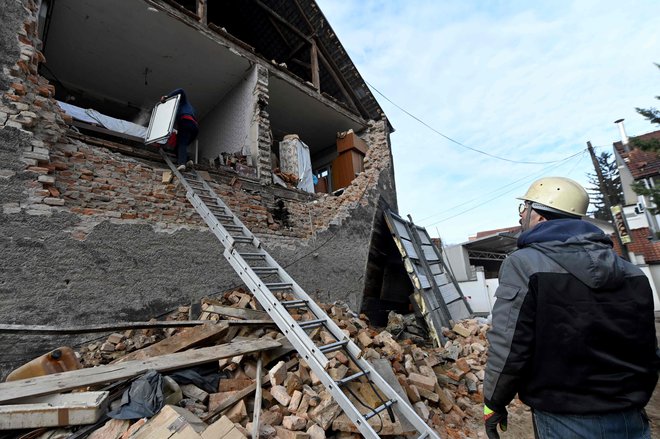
left=0, top=392, right=109, bottom=429
left=0, top=321, right=213, bottom=334
left=252, top=354, right=263, bottom=439
left=202, top=303, right=272, bottom=321
left=114, top=322, right=230, bottom=364
left=0, top=339, right=281, bottom=404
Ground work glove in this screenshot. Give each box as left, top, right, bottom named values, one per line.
left=484, top=404, right=508, bottom=439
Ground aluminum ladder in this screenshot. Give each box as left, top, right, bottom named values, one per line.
left=161, top=151, right=441, bottom=439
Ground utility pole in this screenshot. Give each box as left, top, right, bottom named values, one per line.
left=587, top=141, right=630, bottom=261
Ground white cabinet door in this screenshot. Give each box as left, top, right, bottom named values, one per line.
left=144, top=94, right=180, bottom=145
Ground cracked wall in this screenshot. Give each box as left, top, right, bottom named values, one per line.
left=0, top=0, right=398, bottom=379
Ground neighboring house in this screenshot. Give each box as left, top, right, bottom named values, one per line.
left=0, top=0, right=404, bottom=378
left=611, top=121, right=660, bottom=310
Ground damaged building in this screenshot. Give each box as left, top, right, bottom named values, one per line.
left=0, top=0, right=416, bottom=379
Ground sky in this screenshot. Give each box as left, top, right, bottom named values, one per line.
left=315, top=0, right=660, bottom=244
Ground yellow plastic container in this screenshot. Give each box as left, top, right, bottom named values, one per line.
left=6, top=347, right=82, bottom=382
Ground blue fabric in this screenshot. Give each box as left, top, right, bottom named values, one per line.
left=167, top=88, right=196, bottom=119
left=176, top=118, right=198, bottom=165
left=534, top=409, right=650, bottom=439
left=517, top=219, right=608, bottom=248
left=108, top=370, right=164, bottom=420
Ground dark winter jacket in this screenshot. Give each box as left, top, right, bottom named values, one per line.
left=167, top=88, right=196, bottom=120
left=484, top=219, right=658, bottom=414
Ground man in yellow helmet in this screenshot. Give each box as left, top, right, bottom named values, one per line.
left=483, top=177, right=658, bottom=439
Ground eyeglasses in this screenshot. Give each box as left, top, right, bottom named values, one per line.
left=518, top=202, right=531, bottom=214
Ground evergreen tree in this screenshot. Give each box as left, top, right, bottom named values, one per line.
left=631, top=63, right=660, bottom=213
left=587, top=151, right=623, bottom=220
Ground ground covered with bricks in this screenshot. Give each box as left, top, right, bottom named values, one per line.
left=0, top=288, right=514, bottom=439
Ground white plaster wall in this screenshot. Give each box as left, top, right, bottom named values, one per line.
left=197, top=66, right=258, bottom=162
left=614, top=148, right=638, bottom=205
left=485, top=278, right=499, bottom=310
left=457, top=268, right=495, bottom=314
left=623, top=204, right=650, bottom=230
left=444, top=245, right=473, bottom=282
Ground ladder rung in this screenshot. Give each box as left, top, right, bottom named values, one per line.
left=252, top=267, right=279, bottom=274
left=265, top=282, right=293, bottom=291
left=416, top=433, right=430, bottom=439
left=281, top=299, right=308, bottom=309
left=298, top=318, right=326, bottom=329
left=319, top=340, right=348, bottom=353
left=214, top=214, right=234, bottom=221
left=223, top=225, right=243, bottom=230
left=336, top=370, right=370, bottom=387
left=233, top=236, right=254, bottom=243
left=364, top=400, right=395, bottom=420
left=239, top=252, right=266, bottom=259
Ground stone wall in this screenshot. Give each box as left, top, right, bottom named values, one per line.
left=0, top=0, right=398, bottom=379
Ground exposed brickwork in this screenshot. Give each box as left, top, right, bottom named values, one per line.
left=255, top=65, right=272, bottom=185
left=28, top=139, right=320, bottom=241
left=0, top=0, right=68, bottom=214
left=303, top=119, right=394, bottom=233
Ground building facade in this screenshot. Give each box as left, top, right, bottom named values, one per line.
left=0, top=0, right=404, bottom=378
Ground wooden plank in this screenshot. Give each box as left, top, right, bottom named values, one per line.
left=260, top=336, right=295, bottom=365
left=310, top=40, right=320, bottom=90
left=0, top=320, right=271, bottom=337
left=0, top=392, right=109, bottom=429
left=252, top=354, right=263, bottom=439
left=0, top=339, right=280, bottom=404
left=202, top=304, right=272, bottom=321
left=0, top=321, right=213, bottom=334
left=114, top=322, right=230, bottom=364
left=130, top=405, right=205, bottom=439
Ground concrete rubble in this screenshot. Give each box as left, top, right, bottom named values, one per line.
left=0, top=288, right=525, bottom=439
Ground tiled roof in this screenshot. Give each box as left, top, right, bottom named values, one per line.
left=614, top=130, right=660, bottom=179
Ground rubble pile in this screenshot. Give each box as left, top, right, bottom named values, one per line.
left=2, top=289, right=496, bottom=439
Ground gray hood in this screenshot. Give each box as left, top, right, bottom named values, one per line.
left=530, top=233, right=626, bottom=289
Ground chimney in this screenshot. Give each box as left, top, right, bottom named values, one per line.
left=614, top=118, right=630, bottom=151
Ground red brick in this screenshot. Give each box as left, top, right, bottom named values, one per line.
left=11, top=83, right=26, bottom=95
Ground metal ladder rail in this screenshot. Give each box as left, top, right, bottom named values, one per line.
left=160, top=153, right=440, bottom=439
left=162, top=156, right=358, bottom=367
left=222, top=245, right=441, bottom=439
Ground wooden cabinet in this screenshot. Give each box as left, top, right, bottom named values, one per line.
left=331, top=131, right=367, bottom=190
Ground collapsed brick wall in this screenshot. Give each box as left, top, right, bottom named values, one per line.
left=0, top=0, right=399, bottom=379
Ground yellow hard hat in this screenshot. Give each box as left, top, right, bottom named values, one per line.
left=518, top=177, right=589, bottom=217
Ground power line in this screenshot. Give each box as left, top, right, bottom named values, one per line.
left=417, top=149, right=585, bottom=224
left=366, top=80, right=581, bottom=165
left=421, top=150, right=585, bottom=227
